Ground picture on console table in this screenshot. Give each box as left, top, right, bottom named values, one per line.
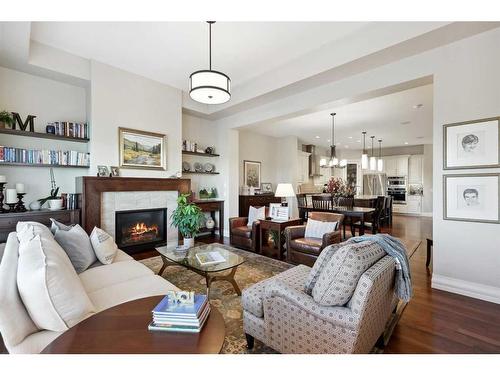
left=443, top=117, right=500, bottom=170
left=443, top=173, right=500, bottom=224
left=243, top=160, right=261, bottom=188
left=119, top=127, right=166, bottom=170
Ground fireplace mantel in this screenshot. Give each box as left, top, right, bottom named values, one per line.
left=76, top=176, right=191, bottom=234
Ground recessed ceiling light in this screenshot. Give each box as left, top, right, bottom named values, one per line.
left=315, top=136, right=320, bottom=139
left=327, top=139, right=331, bottom=142
left=404, top=142, right=409, bottom=145
left=356, top=140, right=361, bottom=143
left=348, top=136, right=353, bottom=139
left=400, top=121, right=411, bottom=125
left=345, top=145, right=349, bottom=148
left=413, top=104, right=423, bottom=109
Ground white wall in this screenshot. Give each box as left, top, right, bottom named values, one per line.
left=423, top=144, right=433, bottom=213
left=0, top=66, right=87, bottom=206
left=89, top=61, right=182, bottom=178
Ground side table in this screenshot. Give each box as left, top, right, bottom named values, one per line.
left=259, top=218, right=303, bottom=260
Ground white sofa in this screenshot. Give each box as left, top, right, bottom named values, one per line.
left=0, top=230, right=179, bottom=354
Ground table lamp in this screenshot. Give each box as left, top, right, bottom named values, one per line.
left=275, top=183, right=295, bottom=207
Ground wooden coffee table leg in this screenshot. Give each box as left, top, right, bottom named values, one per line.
left=158, top=255, right=174, bottom=277
left=206, top=267, right=242, bottom=296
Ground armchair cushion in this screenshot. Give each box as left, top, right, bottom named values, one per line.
left=289, top=238, right=322, bottom=254
left=312, top=240, right=385, bottom=306
left=241, top=265, right=310, bottom=318
left=229, top=217, right=248, bottom=229
left=232, top=225, right=252, bottom=239
left=247, top=206, right=265, bottom=227
left=303, top=243, right=342, bottom=295
left=304, top=218, right=338, bottom=238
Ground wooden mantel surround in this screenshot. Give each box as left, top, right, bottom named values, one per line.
left=76, top=176, right=191, bottom=234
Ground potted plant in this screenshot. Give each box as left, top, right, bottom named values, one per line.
left=38, top=168, right=63, bottom=210
left=0, top=111, right=14, bottom=129
left=170, top=193, right=204, bottom=248
left=326, top=177, right=347, bottom=206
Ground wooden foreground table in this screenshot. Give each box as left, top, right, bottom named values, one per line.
left=42, top=296, right=226, bottom=354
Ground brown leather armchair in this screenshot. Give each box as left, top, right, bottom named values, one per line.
left=285, top=212, right=344, bottom=267
left=229, top=207, right=269, bottom=252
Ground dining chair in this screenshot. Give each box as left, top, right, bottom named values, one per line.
left=311, top=195, right=333, bottom=211
left=296, top=193, right=309, bottom=220
left=351, top=196, right=385, bottom=235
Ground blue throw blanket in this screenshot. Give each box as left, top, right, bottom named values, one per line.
left=348, top=234, right=412, bottom=302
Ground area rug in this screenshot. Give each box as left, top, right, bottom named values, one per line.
left=140, top=239, right=421, bottom=354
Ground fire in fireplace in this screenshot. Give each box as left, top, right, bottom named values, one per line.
left=115, top=208, right=167, bottom=254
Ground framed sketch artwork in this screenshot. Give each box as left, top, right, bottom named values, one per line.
left=119, top=127, right=167, bottom=170
left=243, top=160, right=261, bottom=188
left=443, top=173, right=500, bottom=224
left=443, top=117, right=500, bottom=169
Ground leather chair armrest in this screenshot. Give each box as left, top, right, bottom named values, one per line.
left=322, top=230, right=342, bottom=248
left=284, top=225, right=306, bottom=241
left=263, top=279, right=358, bottom=330
left=229, top=217, right=248, bottom=229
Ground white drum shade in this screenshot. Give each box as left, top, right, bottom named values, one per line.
left=189, top=70, right=231, bottom=104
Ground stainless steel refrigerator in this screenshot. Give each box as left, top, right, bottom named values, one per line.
left=363, top=173, right=387, bottom=196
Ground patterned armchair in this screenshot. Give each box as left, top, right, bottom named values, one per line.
left=242, top=253, right=397, bottom=353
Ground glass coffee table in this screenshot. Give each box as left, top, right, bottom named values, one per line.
left=155, top=243, right=245, bottom=297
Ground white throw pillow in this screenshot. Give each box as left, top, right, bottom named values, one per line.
left=17, top=225, right=95, bottom=331
left=90, top=227, right=118, bottom=264
left=16, top=221, right=53, bottom=239
left=247, top=206, right=266, bottom=227
left=50, top=219, right=97, bottom=274
left=304, top=218, right=338, bottom=238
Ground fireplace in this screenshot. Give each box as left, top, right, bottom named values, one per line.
left=115, top=208, right=167, bottom=254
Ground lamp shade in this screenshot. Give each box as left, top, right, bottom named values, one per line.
left=369, top=156, right=377, bottom=171
left=377, top=158, right=384, bottom=172
left=275, top=183, right=295, bottom=197
left=361, top=153, right=369, bottom=170
left=189, top=70, right=231, bottom=104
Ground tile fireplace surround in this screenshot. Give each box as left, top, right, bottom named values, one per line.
left=76, top=177, right=191, bottom=246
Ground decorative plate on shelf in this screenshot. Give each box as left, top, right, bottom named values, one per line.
left=194, top=162, right=203, bottom=172
left=182, top=161, right=191, bottom=172
left=204, top=163, right=215, bottom=173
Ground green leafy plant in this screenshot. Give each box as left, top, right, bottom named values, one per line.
left=269, top=230, right=283, bottom=249
left=38, top=168, right=61, bottom=206
left=170, top=194, right=204, bottom=238
left=0, top=111, right=14, bottom=127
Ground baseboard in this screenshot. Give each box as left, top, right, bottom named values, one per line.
left=432, top=274, right=500, bottom=304
left=420, top=212, right=433, bottom=217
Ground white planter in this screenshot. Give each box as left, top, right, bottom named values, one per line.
left=48, top=198, right=63, bottom=211
left=183, top=237, right=195, bottom=248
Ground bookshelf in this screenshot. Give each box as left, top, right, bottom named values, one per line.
left=0, top=162, right=89, bottom=169
left=0, top=128, right=89, bottom=143
left=182, top=150, right=220, bottom=157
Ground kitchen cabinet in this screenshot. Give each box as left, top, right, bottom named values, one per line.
left=298, top=151, right=310, bottom=183
left=392, top=203, right=408, bottom=214
left=408, top=154, right=424, bottom=184
left=382, top=155, right=409, bottom=177
left=407, top=195, right=422, bottom=214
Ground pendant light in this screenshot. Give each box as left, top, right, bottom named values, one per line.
left=377, top=139, right=384, bottom=172
left=189, top=21, right=231, bottom=105
left=369, top=136, right=377, bottom=171
left=361, top=131, right=369, bottom=170
left=327, top=113, right=347, bottom=168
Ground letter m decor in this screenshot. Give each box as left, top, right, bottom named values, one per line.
left=11, top=112, right=36, bottom=132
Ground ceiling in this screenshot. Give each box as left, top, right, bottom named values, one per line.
left=240, top=84, right=433, bottom=149
left=30, top=22, right=370, bottom=91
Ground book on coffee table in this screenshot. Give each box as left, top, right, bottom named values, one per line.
left=195, top=251, right=226, bottom=266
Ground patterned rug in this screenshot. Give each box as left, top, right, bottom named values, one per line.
left=140, top=240, right=420, bottom=354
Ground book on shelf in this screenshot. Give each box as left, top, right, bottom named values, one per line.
left=0, top=145, right=90, bottom=167
left=49, top=121, right=88, bottom=139
left=195, top=251, right=226, bottom=266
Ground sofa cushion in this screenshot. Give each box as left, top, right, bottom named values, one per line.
left=304, top=218, right=338, bottom=238
left=290, top=237, right=323, bottom=254
left=88, top=275, right=179, bottom=312
left=304, top=243, right=342, bottom=295
left=232, top=225, right=252, bottom=238
left=79, top=260, right=154, bottom=294
left=50, top=219, right=97, bottom=274
left=90, top=227, right=118, bottom=264
left=17, top=225, right=95, bottom=331
left=16, top=221, right=52, bottom=239
left=247, top=206, right=265, bottom=227
left=242, top=264, right=310, bottom=318
left=312, top=240, right=386, bottom=306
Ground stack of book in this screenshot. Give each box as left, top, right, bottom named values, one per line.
left=0, top=146, right=90, bottom=167
left=48, top=122, right=89, bottom=139
left=148, top=294, right=210, bottom=333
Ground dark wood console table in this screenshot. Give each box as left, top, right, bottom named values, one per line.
left=194, top=199, right=224, bottom=239
left=0, top=209, right=80, bottom=242
left=239, top=194, right=281, bottom=217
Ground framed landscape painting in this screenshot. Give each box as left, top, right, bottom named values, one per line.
left=443, top=117, right=500, bottom=170
left=243, top=160, right=261, bottom=188
left=443, top=173, right=500, bottom=224
left=119, top=127, right=166, bottom=170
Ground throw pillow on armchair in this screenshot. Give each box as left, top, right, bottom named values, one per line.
left=247, top=206, right=266, bottom=227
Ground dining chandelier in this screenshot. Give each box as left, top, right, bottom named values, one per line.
left=369, top=136, right=377, bottom=171
left=189, top=21, right=231, bottom=105
left=361, top=131, right=369, bottom=170
left=377, top=139, right=384, bottom=172
left=326, top=113, right=347, bottom=168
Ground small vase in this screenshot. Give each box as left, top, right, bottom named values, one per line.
left=205, top=217, right=215, bottom=229
left=48, top=198, right=63, bottom=211
left=29, top=201, right=42, bottom=211
left=184, top=237, right=195, bottom=248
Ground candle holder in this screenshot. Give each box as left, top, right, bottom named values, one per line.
left=0, top=182, right=6, bottom=213
left=7, top=203, right=16, bottom=213
left=16, top=193, right=27, bottom=212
